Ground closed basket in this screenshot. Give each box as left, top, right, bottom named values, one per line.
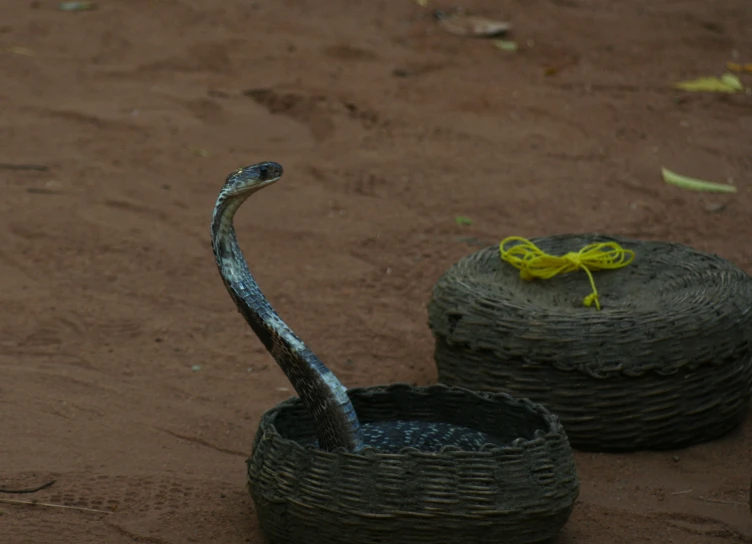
left=248, top=383, right=579, bottom=544
left=428, top=234, right=752, bottom=451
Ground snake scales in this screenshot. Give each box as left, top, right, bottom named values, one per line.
left=211, top=162, right=504, bottom=453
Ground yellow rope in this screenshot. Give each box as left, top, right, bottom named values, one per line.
left=499, top=236, right=635, bottom=310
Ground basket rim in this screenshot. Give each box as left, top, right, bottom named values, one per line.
left=255, top=383, right=568, bottom=457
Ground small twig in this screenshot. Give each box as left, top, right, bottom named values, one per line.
left=691, top=496, right=745, bottom=506
left=670, top=489, right=693, bottom=495
left=0, top=497, right=111, bottom=514
left=0, top=479, right=56, bottom=494
left=0, top=163, right=49, bottom=171
left=26, top=188, right=61, bottom=194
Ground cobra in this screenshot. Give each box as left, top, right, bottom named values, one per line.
left=210, top=162, right=503, bottom=453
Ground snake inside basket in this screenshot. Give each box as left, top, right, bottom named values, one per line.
left=206, top=162, right=580, bottom=452
left=209, top=161, right=544, bottom=454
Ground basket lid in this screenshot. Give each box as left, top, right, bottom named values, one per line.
left=428, top=234, right=752, bottom=377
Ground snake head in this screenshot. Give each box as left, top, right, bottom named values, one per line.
left=211, top=161, right=285, bottom=246
left=223, top=161, right=284, bottom=196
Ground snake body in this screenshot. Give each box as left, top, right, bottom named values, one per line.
left=211, top=162, right=503, bottom=453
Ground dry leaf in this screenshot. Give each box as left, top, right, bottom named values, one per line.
left=184, top=146, right=209, bottom=157
left=58, top=1, right=98, bottom=10
left=435, top=12, right=511, bottom=38
left=494, top=40, right=518, bottom=52
left=726, top=62, right=752, bottom=73
left=661, top=167, right=737, bottom=194
left=413, top=0, right=428, bottom=6
left=6, top=46, right=36, bottom=56
left=674, top=73, right=744, bottom=93
left=703, top=201, right=727, bottom=213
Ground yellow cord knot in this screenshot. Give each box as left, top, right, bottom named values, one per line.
left=499, top=236, right=635, bottom=310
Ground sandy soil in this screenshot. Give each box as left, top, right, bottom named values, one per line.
left=1, top=1, right=751, bottom=542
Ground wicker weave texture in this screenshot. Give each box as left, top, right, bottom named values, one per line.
left=248, top=384, right=579, bottom=544
left=428, top=234, right=752, bottom=451
left=435, top=339, right=752, bottom=451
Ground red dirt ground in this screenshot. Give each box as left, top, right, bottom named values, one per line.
left=1, top=1, right=751, bottom=542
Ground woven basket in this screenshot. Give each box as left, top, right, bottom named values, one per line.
left=428, top=234, right=752, bottom=451
left=248, top=383, right=579, bottom=544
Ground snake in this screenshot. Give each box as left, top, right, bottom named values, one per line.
left=210, top=162, right=505, bottom=453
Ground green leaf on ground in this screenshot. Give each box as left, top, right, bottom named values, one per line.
left=673, top=73, right=744, bottom=93
left=661, top=167, right=737, bottom=193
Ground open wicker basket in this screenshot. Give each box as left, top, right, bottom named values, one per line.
left=428, top=234, right=752, bottom=451
left=248, top=383, right=579, bottom=544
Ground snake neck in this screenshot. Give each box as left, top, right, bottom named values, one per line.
left=211, top=195, right=365, bottom=452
